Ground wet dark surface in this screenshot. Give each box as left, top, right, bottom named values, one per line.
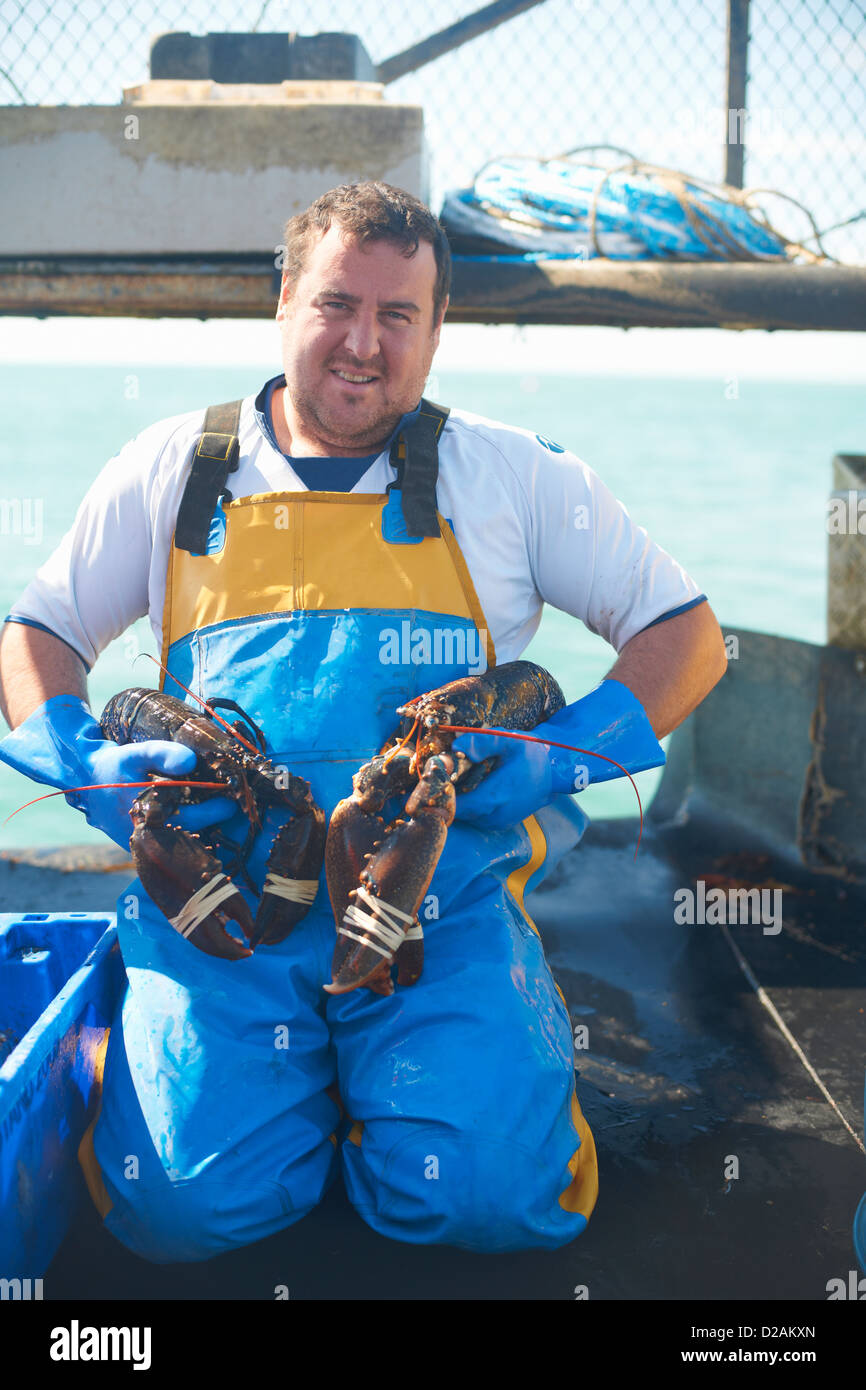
left=0, top=846, right=131, bottom=913
left=42, top=817, right=866, bottom=1301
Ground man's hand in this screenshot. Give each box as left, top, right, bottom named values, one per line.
left=62, top=723, right=237, bottom=851
left=0, top=626, right=236, bottom=849
left=448, top=726, right=557, bottom=830
left=452, top=601, right=727, bottom=829
left=452, top=679, right=666, bottom=829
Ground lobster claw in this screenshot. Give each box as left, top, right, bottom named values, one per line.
left=161, top=868, right=255, bottom=962
left=95, top=687, right=326, bottom=956
left=328, top=920, right=423, bottom=997
left=130, top=802, right=255, bottom=961
left=353, top=928, right=423, bottom=995
left=325, top=758, right=454, bottom=994
left=396, top=924, right=424, bottom=988
left=325, top=880, right=422, bottom=995
left=324, top=662, right=568, bottom=995
left=249, top=806, right=327, bottom=947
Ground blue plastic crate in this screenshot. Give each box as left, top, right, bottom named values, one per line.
left=0, top=913, right=123, bottom=1278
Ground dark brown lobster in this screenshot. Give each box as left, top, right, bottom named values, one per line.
left=100, top=688, right=325, bottom=960
left=324, top=660, right=565, bottom=996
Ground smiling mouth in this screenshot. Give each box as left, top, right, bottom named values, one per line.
left=331, top=369, right=378, bottom=385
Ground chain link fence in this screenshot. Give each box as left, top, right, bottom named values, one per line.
left=1, top=0, right=863, bottom=261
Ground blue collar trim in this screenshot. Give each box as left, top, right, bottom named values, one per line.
left=253, top=374, right=423, bottom=470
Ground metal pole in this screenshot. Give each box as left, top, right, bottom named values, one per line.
left=828, top=455, right=866, bottom=650
left=377, top=0, right=548, bottom=85
left=724, top=0, right=750, bottom=188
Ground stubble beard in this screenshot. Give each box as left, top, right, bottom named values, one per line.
left=284, top=345, right=436, bottom=454
left=291, top=379, right=403, bottom=454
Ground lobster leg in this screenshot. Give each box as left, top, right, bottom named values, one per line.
left=130, top=787, right=254, bottom=961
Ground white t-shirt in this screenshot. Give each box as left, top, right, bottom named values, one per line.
left=8, top=379, right=705, bottom=670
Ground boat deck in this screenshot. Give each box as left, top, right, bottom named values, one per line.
left=40, top=813, right=866, bottom=1301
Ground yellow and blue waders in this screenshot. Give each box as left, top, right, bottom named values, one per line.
left=80, top=398, right=598, bottom=1260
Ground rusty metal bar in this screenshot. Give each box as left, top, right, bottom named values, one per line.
left=724, top=0, right=751, bottom=188
left=2, top=256, right=865, bottom=330
left=0, top=256, right=278, bottom=320
left=377, top=0, right=548, bottom=85
left=447, top=258, right=866, bottom=329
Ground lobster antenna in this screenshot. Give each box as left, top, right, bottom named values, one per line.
left=439, top=724, right=645, bottom=859
left=140, top=653, right=261, bottom=757
left=3, top=780, right=227, bottom=826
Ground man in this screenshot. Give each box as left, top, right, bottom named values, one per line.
left=0, top=182, right=726, bottom=1262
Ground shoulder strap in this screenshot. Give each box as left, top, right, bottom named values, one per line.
left=174, top=399, right=243, bottom=555
left=389, top=399, right=450, bottom=539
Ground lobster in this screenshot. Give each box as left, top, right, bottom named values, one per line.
left=100, top=688, right=326, bottom=961
left=324, top=660, right=566, bottom=997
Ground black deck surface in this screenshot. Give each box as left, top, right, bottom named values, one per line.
left=40, top=817, right=866, bottom=1302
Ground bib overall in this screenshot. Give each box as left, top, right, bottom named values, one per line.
left=80, top=399, right=599, bottom=1261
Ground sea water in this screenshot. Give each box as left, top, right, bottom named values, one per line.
left=0, top=364, right=863, bottom=850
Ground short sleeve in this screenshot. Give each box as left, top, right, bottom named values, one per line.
left=526, top=443, right=705, bottom=652
left=7, top=433, right=158, bottom=670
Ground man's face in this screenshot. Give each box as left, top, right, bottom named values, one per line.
left=276, top=223, right=447, bottom=456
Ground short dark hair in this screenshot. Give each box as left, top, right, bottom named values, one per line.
left=282, top=181, right=451, bottom=324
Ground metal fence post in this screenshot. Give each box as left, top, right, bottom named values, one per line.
left=827, top=455, right=866, bottom=651
left=724, top=0, right=750, bottom=188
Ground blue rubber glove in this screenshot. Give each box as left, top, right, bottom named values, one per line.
left=0, top=694, right=236, bottom=850
left=451, top=678, right=665, bottom=830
